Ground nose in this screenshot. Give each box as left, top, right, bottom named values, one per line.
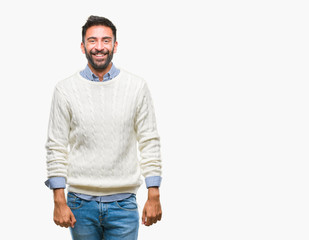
left=95, top=40, right=104, bottom=51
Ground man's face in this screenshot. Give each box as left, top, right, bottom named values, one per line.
left=81, top=25, right=118, bottom=70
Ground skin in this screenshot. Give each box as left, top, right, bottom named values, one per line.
left=53, top=25, right=162, bottom=228
left=142, top=187, right=162, bottom=226
left=81, top=25, right=118, bottom=81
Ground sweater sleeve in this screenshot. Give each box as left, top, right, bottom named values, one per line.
left=134, top=82, right=162, bottom=179
left=45, top=87, right=71, bottom=180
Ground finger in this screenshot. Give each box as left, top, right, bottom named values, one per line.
left=146, top=215, right=154, bottom=226
left=55, top=220, right=64, bottom=227
left=152, top=216, right=158, bottom=224
left=151, top=215, right=157, bottom=225
left=63, top=223, right=70, bottom=228
left=148, top=218, right=155, bottom=226
left=71, top=213, right=77, bottom=228
left=61, top=221, right=70, bottom=228
left=147, top=213, right=161, bottom=226
left=142, top=208, right=146, bottom=225
left=58, top=222, right=65, bottom=227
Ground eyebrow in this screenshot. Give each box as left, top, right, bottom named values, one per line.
left=87, top=36, right=112, bottom=41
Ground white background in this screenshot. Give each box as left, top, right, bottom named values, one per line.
left=0, top=0, right=308, bottom=239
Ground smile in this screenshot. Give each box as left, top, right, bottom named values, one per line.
left=93, top=54, right=106, bottom=59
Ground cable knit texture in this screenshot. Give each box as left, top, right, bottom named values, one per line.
left=45, top=69, right=162, bottom=196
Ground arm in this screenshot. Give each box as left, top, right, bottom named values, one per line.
left=45, top=86, right=73, bottom=227
left=134, top=82, right=163, bottom=226
left=45, top=87, right=71, bottom=181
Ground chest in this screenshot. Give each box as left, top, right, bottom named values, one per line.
left=68, top=86, right=138, bottom=131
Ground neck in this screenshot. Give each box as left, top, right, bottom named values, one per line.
left=88, top=63, right=113, bottom=81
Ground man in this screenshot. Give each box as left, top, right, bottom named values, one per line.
left=45, top=15, right=162, bottom=240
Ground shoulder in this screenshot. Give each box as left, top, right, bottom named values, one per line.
left=119, top=68, right=147, bottom=87
left=54, top=71, right=81, bottom=92
left=119, top=69, right=154, bottom=104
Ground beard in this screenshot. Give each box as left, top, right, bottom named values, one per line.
left=84, top=46, right=114, bottom=70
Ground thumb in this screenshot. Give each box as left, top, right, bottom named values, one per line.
left=142, top=207, right=147, bottom=225
left=70, top=212, right=76, bottom=228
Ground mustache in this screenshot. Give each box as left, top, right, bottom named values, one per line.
left=90, top=49, right=109, bottom=55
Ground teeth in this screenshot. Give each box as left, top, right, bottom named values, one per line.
left=96, top=54, right=103, bottom=56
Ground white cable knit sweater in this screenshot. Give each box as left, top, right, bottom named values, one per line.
left=45, top=68, right=162, bottom=196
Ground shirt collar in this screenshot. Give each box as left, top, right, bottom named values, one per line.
left=82, top=63, right=119, bottom=82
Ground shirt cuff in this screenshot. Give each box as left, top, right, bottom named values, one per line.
left=145, top=176, right=162, bottom=188
left=45, top=177, right=66, bottom=189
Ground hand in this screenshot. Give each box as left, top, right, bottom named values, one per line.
left=53, top=202, right=76, bottom=228
left=52, top=189, right=76, bottom=228
left=142, top=187, right=162, bottom=226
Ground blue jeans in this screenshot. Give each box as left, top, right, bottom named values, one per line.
left=67, top=192, right=139, bottom=240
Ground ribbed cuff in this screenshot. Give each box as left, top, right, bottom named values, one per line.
left=145, top=176, right=162, bottom=188
left=45, top=177, right=66, bottom=189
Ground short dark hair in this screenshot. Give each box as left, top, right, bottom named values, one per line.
left=82, top=15, right=117, bottom=43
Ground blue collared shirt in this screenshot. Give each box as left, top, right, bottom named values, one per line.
left=45, top=63, right=162, bottom=202
left=79, top=62, right=120, bottom=82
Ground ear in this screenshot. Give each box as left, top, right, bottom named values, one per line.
left=81, top=42, right=85, bottom=54
left=113, top=41, right=118, bottom=54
